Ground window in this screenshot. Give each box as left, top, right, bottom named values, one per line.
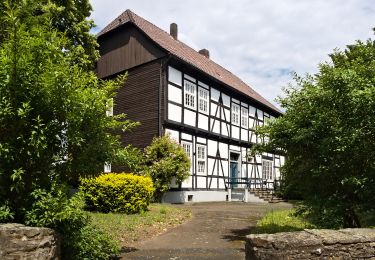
left=104, top=163, right=111, bottom=173
left=184, top=81, right=196, bottom=109
left=197, top=145, right=206, bottom=174
left=181, top=141, right=192, bottom=161
left=241, top=107, right=248, bottom=128
left=262, top=160, right=273, bottom=180
left=198, top=88, right=208, bottom=113
left=232, top=104, right=240, bottom=126
left=106, top=98, right=113, bottom=116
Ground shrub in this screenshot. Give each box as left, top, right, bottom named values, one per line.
left=25, top=185, right=120, bottom=259
left=143, top=135, right=190, bottom=201
left=254, top=209, right=316, bottom=234
left=81, top=173, right=154, bottom=214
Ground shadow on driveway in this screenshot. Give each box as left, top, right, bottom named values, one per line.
left=122, top=202, right=292, bottom=259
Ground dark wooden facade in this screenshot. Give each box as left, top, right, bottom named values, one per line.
left=97, top=25, right=165, bottom=79
left=97, top=25, right=166, bottom=150
left=114, top=60, right=162, bottom=149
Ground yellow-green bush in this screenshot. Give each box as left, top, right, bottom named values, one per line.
left=80, top=173, right=154, bottom=214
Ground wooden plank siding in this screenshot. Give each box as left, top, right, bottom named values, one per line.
left=114, top=60, right=162, bottom=150
left=97, top=25, right=166, bottom=79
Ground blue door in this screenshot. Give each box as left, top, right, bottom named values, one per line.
left=230, top=152, right=240, bottom=188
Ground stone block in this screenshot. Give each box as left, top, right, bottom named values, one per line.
left=0, top=223, right=60, bottom=260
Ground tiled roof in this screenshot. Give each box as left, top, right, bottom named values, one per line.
left=98, top=10, right=281, bottom=113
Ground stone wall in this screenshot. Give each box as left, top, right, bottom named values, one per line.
left=246, top=228, right=375, bottom=259
left=0, top=223, right=60, bottom=260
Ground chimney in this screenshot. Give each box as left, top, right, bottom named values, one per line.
left=170, top=23, right=178, bottom=40
left=198, top=48, right=210, bottom=59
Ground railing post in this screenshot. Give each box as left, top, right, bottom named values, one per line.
left=244, top=187, right=249, bottom=202
left=228, top=187, right=232, bottom=202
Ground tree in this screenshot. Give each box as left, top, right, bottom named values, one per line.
left=0, top=0, right=137, bottom=222
left=143, top=135, right=190, bottom=201
left=254, top=38, right=375, bottom=228
left=0, top=0, right=98, bottom=69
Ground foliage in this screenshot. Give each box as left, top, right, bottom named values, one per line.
left=0, top=204, right=14, bottom=222
left=116, top=145, right=146, bottom=173
left=81, top=173, right=154, bottom=214
left=0, top=0, right=98, bottom=68
left=254, top=209, right=316, bottom=234
left=89, top=204, right=192, bottom=245
left=254, top=38, right=375, bottom=228
left=24, top=186, right=120, bottom=259
left=0, top=0, right=137, bottom=223
left=143, top=135, right=191, bottom=201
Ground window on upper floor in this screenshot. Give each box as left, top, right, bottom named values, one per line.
left=197, top=145, right=206, bottom=174
left=198, top=87, right=208, bottom=114
left=181, top=141, right=192, bottom=161
left=232, top=104, right=240, bottom=126
left=241, top=107, right=248, bottom=128
left=262, top=159, right=273, bottom=180
left=184, top=81, right=196, bottom=109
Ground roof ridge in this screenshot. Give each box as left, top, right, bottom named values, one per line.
left=129, top=11, right=255, bottom=93
left=98, top=10, right=280, bottom=113
left=125, top=9, right=135, bottom=23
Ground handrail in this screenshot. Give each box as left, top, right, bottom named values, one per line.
left=225, top=177, right=280, bottom=191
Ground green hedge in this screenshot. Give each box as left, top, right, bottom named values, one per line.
left=80, top=173, right=154, bottom=214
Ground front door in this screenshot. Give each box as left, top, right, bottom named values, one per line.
left=230, top=152, right=240, bottom=188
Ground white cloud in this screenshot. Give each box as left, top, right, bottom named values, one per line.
left=89, top=0, right=374, bottom=109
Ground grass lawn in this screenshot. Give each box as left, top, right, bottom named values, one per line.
left=254, top=207, right=375, bottom=234
left=88, top=204, right=191, bottom=247
left=253, top=209, right=316, bottom=234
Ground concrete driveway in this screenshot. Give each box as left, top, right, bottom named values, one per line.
left=122, top=202, right=292, bottom=259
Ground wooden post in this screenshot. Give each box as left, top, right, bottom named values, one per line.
left=228, top=188, right=232, bottom=202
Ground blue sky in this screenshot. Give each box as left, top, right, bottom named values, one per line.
left=90, top=0, right=374, bottom=109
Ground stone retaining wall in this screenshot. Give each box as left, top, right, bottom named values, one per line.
left=0, top=223, right=60, bottom=260
left=246, top=228, right=375, bottom=259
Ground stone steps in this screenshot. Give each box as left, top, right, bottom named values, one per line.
left=249, top=189, right=285, bottom=203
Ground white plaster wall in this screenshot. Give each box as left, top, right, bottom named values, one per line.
left=211, top=120, right=220, bottom=134
left=210, top=103, right=217, bottom=116
left=198, top=114, right=208, bottom=130
left=184, top=109, right=196, bottom=127
left=207, top=139, right=217, bottom=156
left=165, top=128, right=179, bottom=141
left=211, top=88, right=220, bottom=101
left=197, top=177, right=206, bottom=188
left=231, top=126, right=239, bottom=139
left=168, top=103, right=181, bottom=122
left=241, top=129, right=248, bottom=141
left=168, top=66, right=182, bottom=86
left=168, top=84, right=181, bottom=104
left=221, top=122, right=229, bottom=136
left=181, top=175, right=192, bottom=188
left=181, top=132, right=192, bottom=141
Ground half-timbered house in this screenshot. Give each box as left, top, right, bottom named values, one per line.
left=97, top=10, right=285, bottom=203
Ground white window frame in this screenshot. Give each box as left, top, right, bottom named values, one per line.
left=104, top=163, right=111, bottom=173
left=198, top=87, right=209, bottom=114
left=262, top=159, right=273, bottom=180
left=196, top=145, right=206, bottom=174
left=232, top=103, right=240, bottom=126
left=241, top=107, right=248, bottom=128
left=181, top=141, right=192, bottom=161
left=184, top=80, right=196, bottom=109
left=106, top=98, right=114, bottom=116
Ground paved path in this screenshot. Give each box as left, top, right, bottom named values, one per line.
left=122, top=201, right=291, bottom=260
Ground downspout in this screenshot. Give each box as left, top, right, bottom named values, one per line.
left=159, top=54, right=172, bottom=137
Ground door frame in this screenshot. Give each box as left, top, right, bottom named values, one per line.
left=229, top=151, right=241, bottom=187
